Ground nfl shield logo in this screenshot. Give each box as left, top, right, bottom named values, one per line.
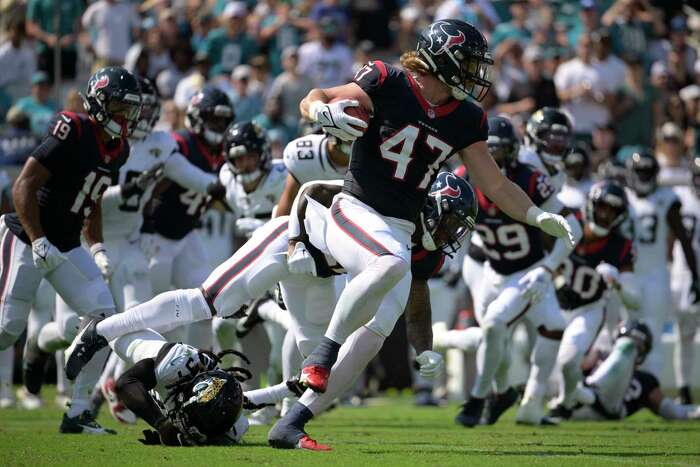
left=427, top=108, right=436, bottom=119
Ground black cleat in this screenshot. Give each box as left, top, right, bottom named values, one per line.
left=455, top=397, right=485, bottom=427
left=548, top=404, right=573, bottom=422
left=484, top=387, right=519, bottom=425
left=59, top=410, right=116, bottom=435
left=65, top=320, right=108, bottom=380
left=679, top=386, right=693, bottom=405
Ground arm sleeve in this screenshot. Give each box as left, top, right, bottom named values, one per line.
left=162, top=153, right=217, bottom=193
left=115, top=359, right=167, bottom=429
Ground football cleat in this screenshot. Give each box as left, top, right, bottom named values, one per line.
left=455, top=397, right=485, bottom=427
left=59, top=410, right=117, bottom=435
left=414, top=389, right=440, bottom=407
left=548, top=404, right=573, bottom=423
left=300, top=365, right=330, bottom=393
left=101, top=378, right=137, bottom=425
left=16, top=387, right=42, bottom=410
left=484, top=387, right=519, bottom=425
left=65, top=319, right=108, bottom=380
left=0, top=393, right=15, bottom=409
left=516, top=396, right=546, bottom=425
left=298, top=435, right=332, bottom=451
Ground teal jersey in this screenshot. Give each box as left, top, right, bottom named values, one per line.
left=27, top=0, right=83, bottom=53
left=202, top=28, right=259, bottom=73
left=260, top=15, right=301, bottom=75
left=490, top=22, right=531, bottom=48
left=15, top=96, right=57, bottom=137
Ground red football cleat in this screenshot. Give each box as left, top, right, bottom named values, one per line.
left=298, top=435, right=332, bottom=451
left=300, top=365, right=330, bottom=393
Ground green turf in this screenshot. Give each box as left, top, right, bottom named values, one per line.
left=1, top=387, right=699, bottom=466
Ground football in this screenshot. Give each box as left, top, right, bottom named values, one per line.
left=329, top=97, right=371, bottom=132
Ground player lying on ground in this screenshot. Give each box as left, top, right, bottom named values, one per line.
left=570, top=320, right=700, bottom=421
left=111, top=328, right=305, bottom=445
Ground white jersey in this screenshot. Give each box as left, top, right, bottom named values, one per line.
left=220, top=160, right=287, bottom=221
left=671, top=186, right=700, bottom=285
left=627, top=186, right=679, bottom=275
left=101, top=131, right=177, bottom=241
left=518, top=146, right=566, bottom=193
left=283, top=134, right=347, bottom=184
left=558, top=178, right=593, bottom=210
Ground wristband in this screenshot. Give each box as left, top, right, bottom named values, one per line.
left=525, top=206, right=544, bottom=227
left=90, top=242, right=106, bottom=257
left=308, top=101, right=324, bottom=123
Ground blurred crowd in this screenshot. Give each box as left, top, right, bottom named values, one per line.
left=0, top=0, right=698, bottom=186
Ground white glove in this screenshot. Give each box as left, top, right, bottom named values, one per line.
left=596, top=262, right=620, bottom=288
left=235, top=217, right=265, bottom=239
left=287, top=242, right=317, bottom=276
left=90, top=243, right=113, bottom=278
left=309, top=99, right=367, bottom=142
left=31, top=237, right=66, bottom=272
left=415, top=350, right=444, bottom=378
left=527, top=206, right=576, bottom=249
left=517, top=266, right=552, bottom=304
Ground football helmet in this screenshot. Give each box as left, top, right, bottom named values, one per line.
left=625, top=148, right=659, bottom=196
left=525, top=107, right=573, bottom=167
left=690, top=155, right=700, bottom=198
left=564, top=141, right=591, bottom=181
left=83, top=66, right=141, bottom=139
left=615, top=320, right=652, bottom=365
left=223, top=121, right=270, bottom=185
left=487, top=116, right=520, bottom=170
left=585, top=180, right=628, bottom=236
left=131, top=77, right=160, bottom=140
left=416, top=19, right=493, bottom=102
left=170, top=369, right=243, bottom=444
left=185, top=87, right=235, bottom=146
left=420, top=171, right=478, bottom=254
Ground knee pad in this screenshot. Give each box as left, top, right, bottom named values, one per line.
left=0, top=330, right=20, bottom=350
left=372, top=254, right=410, bottom=286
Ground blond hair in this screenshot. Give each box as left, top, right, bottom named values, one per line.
left=400, top=51, right=430, bottom=75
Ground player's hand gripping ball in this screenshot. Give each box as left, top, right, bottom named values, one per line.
left=310, top=98, right=370, bottom=142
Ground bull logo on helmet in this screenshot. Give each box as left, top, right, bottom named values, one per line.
left=427, top=21, right=466, bottom=56
left=431, top=173, right=462, bottom=198
left=93, top=75, right=109, bottom=91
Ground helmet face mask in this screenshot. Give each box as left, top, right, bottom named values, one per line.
left=223, top=121, right=270, bottom=185
left=417, top=19, right=493, bottom=102
left=185, top=88, right=235, bottom=146
left=526, top=107, right=573, bottom=167
left=84, top=67, right=142, bottom=139
left=625, top=149, right=659, bottom=196
left=585, top=181, right=628, bottom=236
left=615, top=320, right=652, bottom=365
left=131, top=77, right=160, bottom=140
left=487, top=116, right=519, bottom=170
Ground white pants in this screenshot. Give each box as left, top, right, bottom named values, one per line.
left=462, top=253, right=485, bottom=318
left=0, top=220, right=115, bottom=349
left=637, top=270, right=671, bottom=377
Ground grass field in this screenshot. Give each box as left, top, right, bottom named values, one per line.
left=1, top=387, right=699, bottom=466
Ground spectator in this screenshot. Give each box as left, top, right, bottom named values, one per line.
left=258, top=1, right=304, bottom=76
left=554, top=33, right=611, bottom=140
left=14, top=71, right=57, bottom=137
left=602, top=0, right=664, bottom=60
left=154, top=99, right=180, bottom=132
left=202, top=2, right=258, bottom=74
left=655, top=122, right=690, bottom=186
left=0, top=106, right=38, bottom=165
left=351, top=0, right=399, bottom=49
left=229, top=64, right=264, bottom=123
left=190, top=11, right=217, bottom=53
left=0, top=19, right=36, bottom=101
left=81, top=0, right=140, bottom=68
left=490, top=1, right=531, bottom=48
left=568, top=0, right=601, bottom=48
left=156, top=43, right=195, bottom=99
left=652, top=16, right=697, bottom=79
left=393, top=6, right=428, bottom=56
left=592, top=29, right=626, bottom=96
left=173, top=50, right=209, bottom=111
left=614, top=56, right=661, bottom=148
left=124, top=19, right=173, bottom=81
left=63, top=89, right=84, bottom=114
left=26, top=0, right=83, bottom=82
left=267, top=46, right=313, bottom=132
left=297, top=16, right=353, bottom=89
left=591, top=122, right=618, bottom=172
left=255, top=97, right=293, bottom=146
left=497, top=45, right=559, bottom=117
left=309, top=0, right=349, bottom=30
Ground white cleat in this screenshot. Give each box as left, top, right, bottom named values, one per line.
left=516, top=396, right=545, bottom=425
left=0, top=396, right=15, bottom=409
left=16, top=387, right=42, bottom=410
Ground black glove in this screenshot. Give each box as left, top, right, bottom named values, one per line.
left=122, top=163, right=164, bottom=198
left=274, top=282, right=287, bottom=310
left=690, top=279, right=700, bottom=305
left=156, top=419, right=188, bottom=446
left=206, top=181, right=226, bottom=201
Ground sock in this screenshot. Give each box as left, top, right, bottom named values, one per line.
left=434, top=328, right=483, bottom=353
left=0, top=347, right=13, bottom=398
left=301, top=326, right=385, bottom=415
left=96, top=289, right=209, bottom=341
left=283, top=401, right=315, bottom=430
left=674, top=313, right=696, bottom=389
left=493, top=340, right=512, bottom=395
left=303, top=336, right=341, bottom=370
left=471, top=320, right=507, bottom=399
left=557, top=338, right=583, bottom=408
left=281, top=330, right=301, bottom=417
left=67, top=347, right=109, bottom=417
left=21, top=343, right=48, bottom=395
left=522, top=336, right=560, bottom=403
left=55, top=352, right=70, bottom=395
left=324, top=256, right=408, bottom=345
left=245, top=382, right=295, bottom=407
left=658, top=397, right=700, bottom=420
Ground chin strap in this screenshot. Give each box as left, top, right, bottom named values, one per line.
left=419, top=212, right=438, bottom=251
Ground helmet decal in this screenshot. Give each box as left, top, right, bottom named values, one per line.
left=428, top=21, right=466, bottom=55
left=430, top=173, right=462, bottom=198
left=93, top=75, right=109, bottom=91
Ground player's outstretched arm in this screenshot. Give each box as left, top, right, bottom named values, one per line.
left=13, top=157, right=50, bottom=242
left=460, top=141, right=576, bottom=248
left=405, top=278, right=443, bottom=378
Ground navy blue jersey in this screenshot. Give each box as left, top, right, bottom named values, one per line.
left=622, top=371, right=658, bottom=417
left=556, top=213, right=635, bottom=310
left=347, top=60, right=488, bottom=222
left=5, top=112, right=129, bottom=252
left=142, top=130, right=223, bottom=240
left=411, top=247, right=445, bottom=281
left=473, top=162, right=555, bottom=275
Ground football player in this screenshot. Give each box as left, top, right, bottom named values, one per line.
left=0, top=66, right=140, bottom=433
left=294, top=19, right=575, bottom=397
left=138, top=86, right=233, bottom=348
left=558, top=142, right=593, bottom=210
left=670, top=156, right=700, bottom=404
left=520, top=107, right=573, bottom=192
left=549, top=181, right=640, bottom=420
left=455, top=116, right=582, bottom=427
left=570, top=321, right=700, bottom=421
left=625, top=149, right=700, bottom=377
